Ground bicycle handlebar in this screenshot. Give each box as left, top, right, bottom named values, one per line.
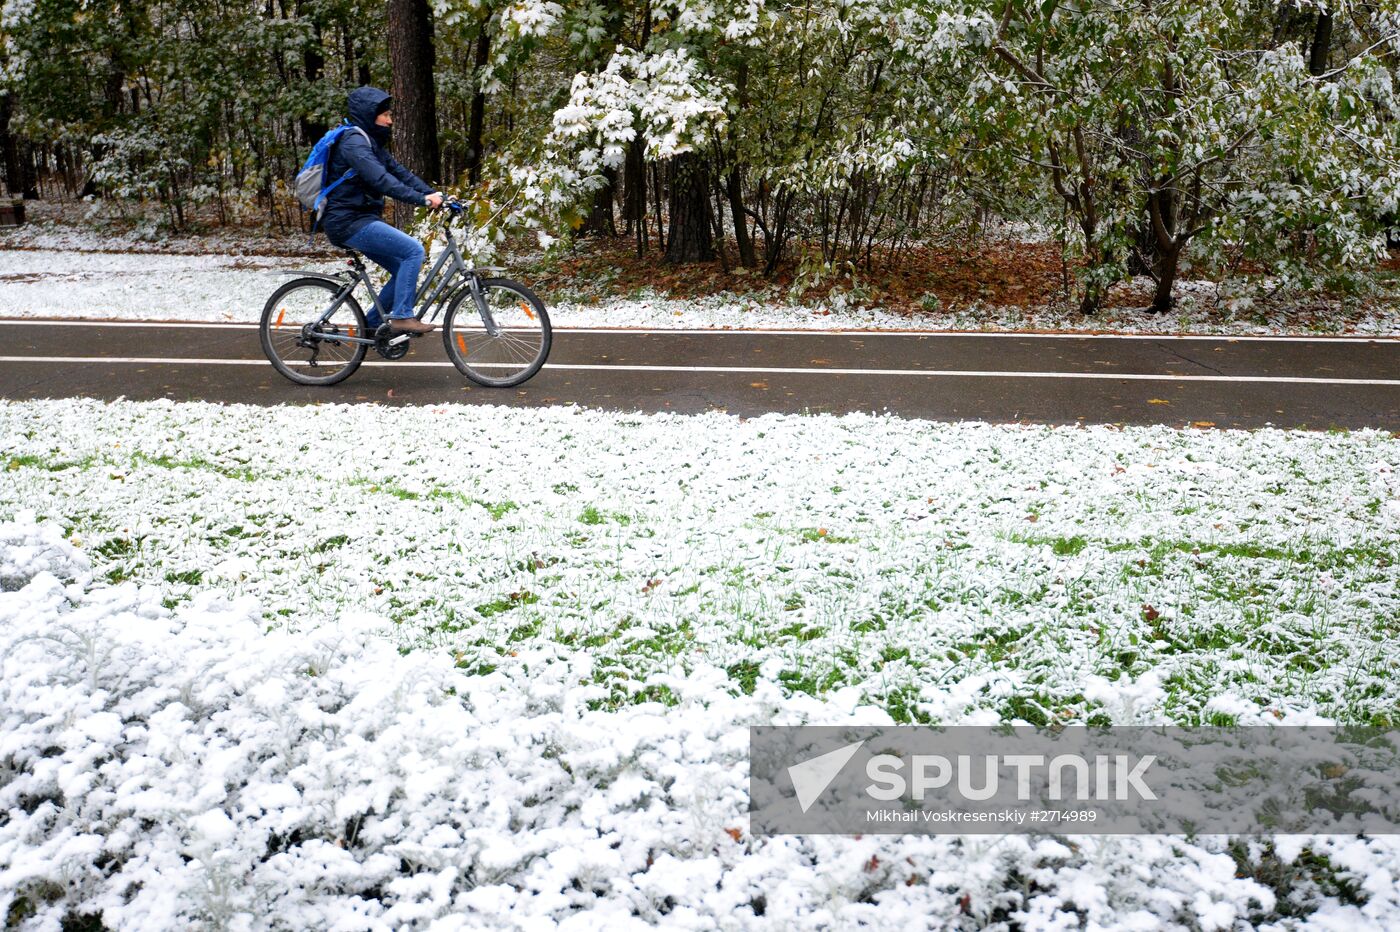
left=420, top=197, right=466, bottom=229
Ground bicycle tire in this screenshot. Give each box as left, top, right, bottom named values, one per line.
left=442, top=278, right=552, bottom=387
left=260, top=277, right=368, bottom=386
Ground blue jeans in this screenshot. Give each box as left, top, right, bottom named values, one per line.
left=344, top=220, right=425, bottom=323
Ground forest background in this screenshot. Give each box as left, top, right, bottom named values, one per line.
left=1, top=0, right=1398, bottom=317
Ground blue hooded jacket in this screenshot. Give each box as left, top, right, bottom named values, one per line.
left=320, top=86, right=436, bottom=246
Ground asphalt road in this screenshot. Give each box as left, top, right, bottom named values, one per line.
left=2, top=319, right=1398, bottom=430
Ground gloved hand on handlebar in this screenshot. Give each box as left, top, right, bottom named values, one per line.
left=426, top=194, right=468, bottom=214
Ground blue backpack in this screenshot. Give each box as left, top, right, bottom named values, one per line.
left=294, top=122, right=370, bottom=225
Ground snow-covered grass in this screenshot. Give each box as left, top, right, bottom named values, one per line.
left=3, top=402, right=1400, bottom=929
left=6, top=511, right=1397, bottom=931
left=0, top=248, right=344, bottom=322
left=4, top=399, right=1398, bottom=728
left=2, top=223, right=1397, bottom=335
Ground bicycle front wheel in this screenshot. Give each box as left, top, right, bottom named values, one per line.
left=260, top=277, right=368, bottom=386
left=442, top=278, right=552, bottom=387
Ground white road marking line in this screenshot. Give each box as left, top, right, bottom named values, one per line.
left=547, top=329, right=1400, bottom=343
left=0, top=319, right=1394, bottom=343
left=1, top=320, right=259, bottom=330
left=2, top=356, right=1398, bottom=386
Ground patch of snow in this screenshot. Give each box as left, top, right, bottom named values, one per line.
left=4, top=504, right=1399, bottom=928
left=0, top=509, right=90, bottom=591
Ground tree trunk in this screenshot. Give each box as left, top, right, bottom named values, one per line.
left=17, top=139, right=38, bottom=199
left=664, top=152, right=714, bottom=263
left=726, top=168, right=755, bottom=268
left=652, top=162, right=665, bottom=252
left=342, top=23, right=356, bottom=84
left=1078, top=286, right=1104, bottom=316
left=1309, top=12, right=1332, bottom=76
left=55, top=145, right=70, bottom=197
left=1132, top=177, right=1173, bottom=277
left=466, top=23, right=490, bottom=185
left=709, top=180, right=730, bottom=273
left=0, top=93, right=20, bottom=199
left=343, top=25, right=372, bottom=86
left=627, top=0, right=651, bottom=257
left=580, top=167, right=618, bottom=237
left=387, top=0, right=441, bottom=183
left=623, top=137, right=646, bottom=251
left=1151, top=243, right=1182, bottom=314
left=763, top=189, right=794, bottom=276
left=1077, top=217, right=1108, bottom=316
left=300, top=10, right=327, bottom=142
left=1127, top=225, right=1156, bottom=276
left=1147, top=187, right=1182, bottom=314
left=723, top=55, right=754, bottom=268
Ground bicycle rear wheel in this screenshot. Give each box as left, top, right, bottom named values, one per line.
left=260, top=277, right=368, bottom=386
left=442, top=278, right=552, bottom=387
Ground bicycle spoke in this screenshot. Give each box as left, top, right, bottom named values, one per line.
left=444, top=279, right=551, bottom=387
left=260, top=279, right=367, bottom=386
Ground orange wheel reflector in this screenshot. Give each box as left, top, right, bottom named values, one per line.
left=456, top=334, right=468, bottom=355
left=348, top=326, right=356, bottom=337
left=275, top=308, right=286, bottom=327
left=521, top=301, right=535, bottom=321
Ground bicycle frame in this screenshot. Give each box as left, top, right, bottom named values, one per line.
left=299, top=224, right=505, bottom=347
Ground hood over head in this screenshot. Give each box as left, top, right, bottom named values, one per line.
left=347, top=86, right=392, bottom=144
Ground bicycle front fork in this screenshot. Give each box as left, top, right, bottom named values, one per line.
left=468, top=275, right=502, bottom=337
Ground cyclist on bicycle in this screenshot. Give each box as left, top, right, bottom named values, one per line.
left=321, top=86, right=444, bottom=336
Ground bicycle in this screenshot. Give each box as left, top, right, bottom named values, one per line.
left=259, top=199, right=551, bottom=388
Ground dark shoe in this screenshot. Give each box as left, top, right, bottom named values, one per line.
left=389, top=317, right=435, bottom=336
